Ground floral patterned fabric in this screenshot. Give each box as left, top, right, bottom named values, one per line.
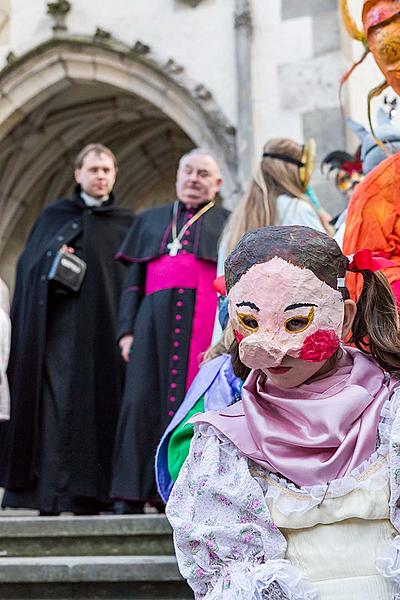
left=166, top=426, right=318, bottom=599
left=167, top=388, right=400, bottom=599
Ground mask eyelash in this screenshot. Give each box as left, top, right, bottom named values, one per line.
left=284, top=306, right=315, bottom=334
left=237, top=312, right=259, bottom=332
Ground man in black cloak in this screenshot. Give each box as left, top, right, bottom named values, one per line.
left=0, top=144, right=134, bottom=514
left=112, top=149, right=229, bottom=513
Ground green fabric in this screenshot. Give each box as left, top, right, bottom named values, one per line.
left=167, top=396, right=205, bottom=482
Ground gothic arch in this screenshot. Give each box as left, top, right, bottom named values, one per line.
left=0, top=37, right=239, bottom=275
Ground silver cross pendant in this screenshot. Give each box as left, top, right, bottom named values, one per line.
left=167, top=238, right=182, bottom=256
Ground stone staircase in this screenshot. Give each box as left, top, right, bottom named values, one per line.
left=0, top=514, right=193, bottom=599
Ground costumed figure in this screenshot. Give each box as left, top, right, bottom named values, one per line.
left=0, top=144, right=133, bottom=515
left=324, top=103, right=400, bottom=250
left=342, top=147, right=400, bottom=305
left=0, top=278, right=11, bottom=422
left=167, top=225, right=400, bottom=600
left=321, top=146, right=363, bottom=215
left=111, top=149, right=229, bottom=513
left=340, top=0, right=400, bottom=130
left=320, top=145, right=363, bottom=248
left=347, top=101, right=400, bottom=175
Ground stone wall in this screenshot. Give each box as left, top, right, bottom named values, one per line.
left=252, top=0, right=346, bottom=215
left=0, top=0, right=397, bottom=286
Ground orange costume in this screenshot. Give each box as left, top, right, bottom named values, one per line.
left=343, top=151, right=400, bottom=303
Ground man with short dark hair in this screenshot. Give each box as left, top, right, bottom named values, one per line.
left=0, top=144, right=134, bottom=514
left=111, top=149, right=229, bottom=513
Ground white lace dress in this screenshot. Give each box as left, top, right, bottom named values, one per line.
left=166, top=393, right=400, bottom=600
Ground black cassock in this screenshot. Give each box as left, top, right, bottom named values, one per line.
left=0, top=187, right=133, bottom=513
left=111, top=201, right=229, bottom=505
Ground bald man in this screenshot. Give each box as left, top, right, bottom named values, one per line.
left=111, top=149, right=229, bottom=512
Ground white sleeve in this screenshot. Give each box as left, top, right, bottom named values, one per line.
left=166, top=427, right=318, bottom=600
left=0, top=280, right=10, bottom=371
left=291, top=201, right=326, bottom=233
left=0, top=308, right=10, bottom=373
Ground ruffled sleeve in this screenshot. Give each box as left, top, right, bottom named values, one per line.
left=166, top=425, right=318, bottom=600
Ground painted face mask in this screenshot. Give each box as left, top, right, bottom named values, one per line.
left=228, top=257, right=344, bottom=370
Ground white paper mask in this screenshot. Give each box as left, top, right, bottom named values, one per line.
left=228, top=257, right=344, bottom=369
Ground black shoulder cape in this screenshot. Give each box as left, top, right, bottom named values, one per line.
left=116, top=202, right=230, bottom=263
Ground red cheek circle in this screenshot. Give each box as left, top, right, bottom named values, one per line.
left=299, top=329, right=340, bottom=362
left=233, top=329, right=245, bottom=343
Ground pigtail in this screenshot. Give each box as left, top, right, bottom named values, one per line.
left=350, top=269, right=400, bottom=376
left=228, top=338, right=251, bottom=380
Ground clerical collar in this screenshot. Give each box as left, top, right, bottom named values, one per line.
left=178, top=199, right=209, bottom=211
left=80, top=191, right=109, bottom=207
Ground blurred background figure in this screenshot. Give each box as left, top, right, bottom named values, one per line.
left=0, top=144, right=133, bottom=515
left=321, top=145, right=364, bottom=245
left=111, top=149, right=229, bottom=514
left=221, top=137, right=329, bottom=263
left=322, top=101, right=400, bottom=247
left=156, top=309, right=243, bottom=504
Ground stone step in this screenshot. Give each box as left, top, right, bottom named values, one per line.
left=0, top=515, right=175, bottom=557
left=0, top=555, right=193, bottom=599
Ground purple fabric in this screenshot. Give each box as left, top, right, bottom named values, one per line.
left=191, top=347, right=399, bottom=487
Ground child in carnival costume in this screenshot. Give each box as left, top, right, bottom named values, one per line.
left=167, top=225, right=400, bottom=600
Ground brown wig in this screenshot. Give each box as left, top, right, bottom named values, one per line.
left=225, top=225, right=400, bottom=378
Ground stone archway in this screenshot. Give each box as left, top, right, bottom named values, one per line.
left=0, top=37, right=239, bottom=284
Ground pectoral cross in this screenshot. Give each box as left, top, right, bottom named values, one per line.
left=167, top=238, right=182, bottom=256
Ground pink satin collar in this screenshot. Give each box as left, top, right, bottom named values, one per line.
left=190, top=348, right=399, bottom=487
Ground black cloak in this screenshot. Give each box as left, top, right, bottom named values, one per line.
left=111, top=201, right=229, bottom=504
left=0, top=187, right=133, bottom=510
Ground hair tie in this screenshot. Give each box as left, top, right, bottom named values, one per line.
left=347, top=248, right=394, bottom=272
left=213, top=275, right=226, bottom=296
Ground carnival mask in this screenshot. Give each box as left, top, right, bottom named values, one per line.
left=228, top=257, right=345, bottom=370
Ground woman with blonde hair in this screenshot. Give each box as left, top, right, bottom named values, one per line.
left=224, top=137, right=330, bottom=257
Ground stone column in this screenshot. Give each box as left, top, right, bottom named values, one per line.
left=234, top=0, right=254, bottom=189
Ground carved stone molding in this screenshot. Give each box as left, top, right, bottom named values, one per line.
left=47, top=0, right=71, bottom=32
left=193, top=84, right=212, bottom=101
left=6, top=51, right=16, bottom=65
left=163, top=58, right=184, bottom=75
left=131, top=41, right=150, bottom=56
left=93, top=27, right=112, bottom=41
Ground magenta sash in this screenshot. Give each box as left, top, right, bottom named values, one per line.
left=145, top=254, right=217, bottom=390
